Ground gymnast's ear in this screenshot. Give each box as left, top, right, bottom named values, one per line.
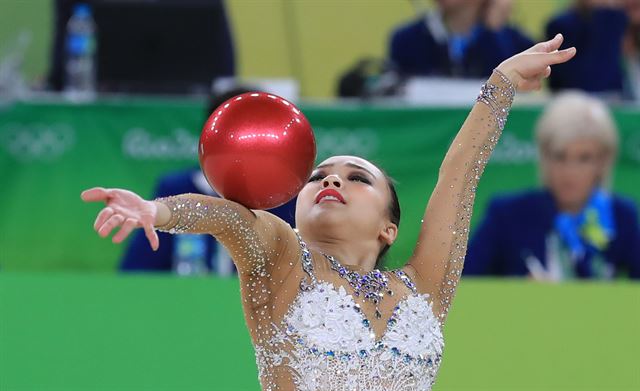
left=380, top=223, right=398, bottom=246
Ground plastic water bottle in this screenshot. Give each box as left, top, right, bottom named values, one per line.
left=173, top=234, right=208, bottom=276
left=64, top=3, right=96, bottom=101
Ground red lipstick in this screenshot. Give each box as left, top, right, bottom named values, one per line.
left=315, top=189, right=346, bottom=204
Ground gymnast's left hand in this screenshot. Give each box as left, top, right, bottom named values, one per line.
left=495, top=33, right=576, bottom=91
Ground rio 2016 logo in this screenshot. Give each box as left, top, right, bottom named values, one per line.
left=122, top=127, right=198, bottom=160
left=0, top=123, right=76, bottom=162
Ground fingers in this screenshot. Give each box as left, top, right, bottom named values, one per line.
left=500, top=38, right=574, bottom=87
left=94, top=207, right=114, bottom=231
left=546, top=33, right=564, bottom=53
left=543, top=47, right=576, bottom=65
left=98, top=214, right=125, bottom=237
left=112, top=218, right=138, bottom=243
left=527, top=33, right=564, bottom=54
left=81, top=187, right=111, bottom=202
left=143, top=223, right=160, bottom=251
left=520, top=47, right=575, bottom=78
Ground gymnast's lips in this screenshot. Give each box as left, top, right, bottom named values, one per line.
left=315, top=189, right=346, bottom=204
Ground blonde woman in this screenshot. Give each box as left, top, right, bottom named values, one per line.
left=465, top=91, right=640, bottom=280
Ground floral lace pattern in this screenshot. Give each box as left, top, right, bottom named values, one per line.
left=288, top=283, right=374, bottom=352
left=255, top=281, right=444, bottom=390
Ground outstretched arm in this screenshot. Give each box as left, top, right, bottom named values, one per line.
left=81, top=188, right=292, bottom=277
left=406, top=34, right=576, bottom=326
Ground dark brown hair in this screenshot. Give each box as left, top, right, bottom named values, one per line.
left=376, top=171, right=401, bottom=268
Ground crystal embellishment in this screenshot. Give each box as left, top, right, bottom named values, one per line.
left=322, top=253, right=393, bottom=319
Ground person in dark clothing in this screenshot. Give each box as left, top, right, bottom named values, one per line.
left=546, top=0, right=628, bottom=95
left=389, top=0, right=533, bottom=77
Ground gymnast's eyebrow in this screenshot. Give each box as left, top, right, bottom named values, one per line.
left=315, top=163, right=376, bottom=178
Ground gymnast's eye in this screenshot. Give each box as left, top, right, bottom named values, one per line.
left=349, top=174, right=371, bottom=185
left=308, top=173, right=323, bottom=182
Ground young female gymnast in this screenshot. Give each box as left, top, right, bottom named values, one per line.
left=82, top=34, right=575, bottom=390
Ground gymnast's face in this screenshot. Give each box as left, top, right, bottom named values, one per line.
left=295, top=156, right=397, bottom=249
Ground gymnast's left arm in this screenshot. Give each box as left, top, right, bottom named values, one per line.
left=405, top=34, right=576, bottom=326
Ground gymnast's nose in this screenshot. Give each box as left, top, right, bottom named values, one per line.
left=322, top=174, right=342, bottom=188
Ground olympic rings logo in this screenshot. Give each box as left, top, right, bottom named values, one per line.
left=0, top=123, right=76, bottom=162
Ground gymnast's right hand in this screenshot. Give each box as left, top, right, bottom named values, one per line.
left=81, top=187, right=160, bottom=251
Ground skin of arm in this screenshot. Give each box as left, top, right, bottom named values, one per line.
left=406, top=70, right=514, bottom=324
left=406, top=34, right=576, bottom=326
left=152, top=194, right=296, bottom=283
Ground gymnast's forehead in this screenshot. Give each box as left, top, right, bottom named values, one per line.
left=315, top=155, right=384, bottom=178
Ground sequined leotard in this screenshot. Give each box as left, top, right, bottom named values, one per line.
left=155, top=70, right=514, bottom=390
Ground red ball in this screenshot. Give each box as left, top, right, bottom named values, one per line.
left=199, top=92, right=316, bottom=209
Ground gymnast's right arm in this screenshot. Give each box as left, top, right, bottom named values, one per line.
left=81, top=187, right=292, bottom=276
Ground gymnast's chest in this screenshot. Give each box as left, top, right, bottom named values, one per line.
left=276, top=282, right=444, bottom=359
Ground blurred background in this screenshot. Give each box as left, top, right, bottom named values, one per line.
left=0, top=0, right=639, bottom=390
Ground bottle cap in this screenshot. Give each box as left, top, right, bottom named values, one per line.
left=73, top=3, right=92, bottom=18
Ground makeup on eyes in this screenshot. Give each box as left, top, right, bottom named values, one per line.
left=308, top=169, right=373, bottom=184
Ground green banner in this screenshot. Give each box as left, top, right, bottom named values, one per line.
left=1, top=100, right=639, bottom=271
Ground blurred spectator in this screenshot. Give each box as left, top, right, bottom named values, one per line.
left=120, top=89, right=297, bottom=274
left=623, top=0, right=640, bottom=100
left=546, top=0, right=628, bottom=96
left=464, top=92, right=640, bottom=280
left=388, top=0, right=533, bottom=77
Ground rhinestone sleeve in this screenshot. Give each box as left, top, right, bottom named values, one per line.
left=408, top=69, right=515, bottom=327
left=154, top=194, right=250, bottom=235
left=153, top=193, right=279, bottom=276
